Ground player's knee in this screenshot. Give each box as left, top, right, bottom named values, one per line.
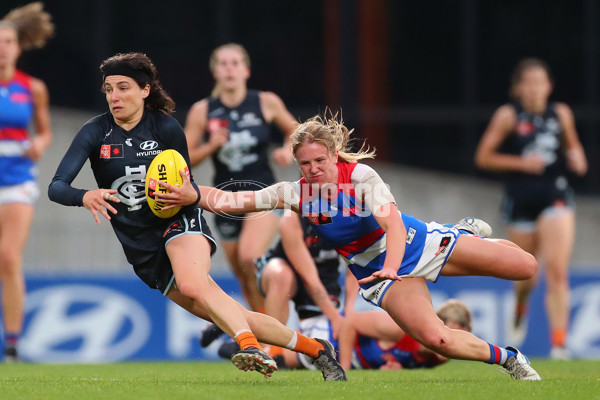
left=0, top=248, right=22, bottom=275
left=545, top=266, right=569, bottom=286
left=264, top=268, right=294, bottom=293
left=414, top=327, right=450, bottom=354
left=177, top=281, right=205, bottom=303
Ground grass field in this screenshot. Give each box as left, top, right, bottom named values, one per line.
left=1, top=359, right=599, bottom=400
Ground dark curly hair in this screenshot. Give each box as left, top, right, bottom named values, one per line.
left=99, top=52, right=175, bottom=115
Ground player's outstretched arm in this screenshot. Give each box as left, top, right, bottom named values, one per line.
left=198, top=182, right=294, bottom=215
left=197, top=186, right=259, bottom=214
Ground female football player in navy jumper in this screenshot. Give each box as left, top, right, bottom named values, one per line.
left=0, top=2, right=54, bottom=362
left=475, top=58, right=588, bottom=359
left=48, top=53, right=346, bottom=381
left=184, top=43, right=297, bottom=312
left=185, top=113, right=542, bottom=380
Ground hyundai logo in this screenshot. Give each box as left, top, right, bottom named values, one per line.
left=140, top=140, right=158, bottom=150
left=21, top=284, right=151, bottom=362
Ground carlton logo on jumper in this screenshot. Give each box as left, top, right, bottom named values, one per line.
left=111, top=165, right=147, bottom=211
left=20, top=284, right=151, bottom=362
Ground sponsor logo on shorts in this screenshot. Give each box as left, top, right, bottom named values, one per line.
left=435, top=236, right=452, bottom=256
left=363, top=281, right=389, bottom=304
left=163, top=223, right=179, bottom=237
left=406, top=227, right=416, bottom=244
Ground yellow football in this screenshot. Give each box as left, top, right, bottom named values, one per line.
left=145, top=149, right=189, bottom=218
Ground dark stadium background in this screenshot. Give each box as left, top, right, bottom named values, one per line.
left=5, top=0, right=599, bottom=193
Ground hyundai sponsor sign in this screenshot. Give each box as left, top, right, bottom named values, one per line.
left=16, top=275, right=236, bottom=363
left=2, top=271, right=599, bottom=362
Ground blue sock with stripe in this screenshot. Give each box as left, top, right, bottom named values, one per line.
left=486, top=343, right=517, bottom=365
left=5, top=332, right=19, bottom=347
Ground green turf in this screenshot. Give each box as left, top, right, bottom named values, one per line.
left=1, top=360, right=599, bottom=400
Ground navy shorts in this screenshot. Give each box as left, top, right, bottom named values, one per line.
left=213, top=213, right=245, bottom=240
left=133, top=207, right=217, bottom=294
left=501, top=187, right=574, bottom=226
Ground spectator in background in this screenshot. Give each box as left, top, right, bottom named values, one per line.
left=184, top=43, right=297, bottom=313
left=475, top=58, right=588, bottom=360
left=338, top=299, right=472, bottom=370
left=0, top=2, right=54, bottom=362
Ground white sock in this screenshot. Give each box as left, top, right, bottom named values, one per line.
left=285, top=331, right=298, bottom=350
left=234, top=329, right=252, bottom=338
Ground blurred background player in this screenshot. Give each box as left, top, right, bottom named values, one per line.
left=185, top=43, right=297, bottom=315
left=0, top=2, right=53, bottom=362
left=338, top=299, right=471, bottom=370
left=475, top=58, right=588, bottom=359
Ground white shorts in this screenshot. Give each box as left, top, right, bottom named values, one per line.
left=0, top=181, right=39, bottom=205
left=296, top=314, right=333, bottom=370
left=360, top=221, right=461, bottom=307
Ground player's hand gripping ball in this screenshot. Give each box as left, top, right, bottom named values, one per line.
left=145, top=149, right=189, bottom=218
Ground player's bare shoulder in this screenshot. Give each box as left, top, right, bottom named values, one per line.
left=29, top=76, right=49, bottom=102
left=188, top=98, right=210, bottom=117
left=495, top=103, right=518, bottom=122
left=258, top=91, right=286, bottom=121
left=554, top=102, right=574, bottom=120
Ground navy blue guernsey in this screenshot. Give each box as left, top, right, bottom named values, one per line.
left=48, top=110, right=199, bottom=266
left=504, top=102, right=569, bottom=200
left=207, top=90, right=275, bottom=186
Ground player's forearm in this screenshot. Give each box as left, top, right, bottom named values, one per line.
left=48, top=178, right=87, bottom=207
left=306, top=283, right=341, bottom=321
left=380, top=219, right=406, bottom=273
left=188, top=143, right=218, bottom=166
left=198, top=186, right=258, bottom=214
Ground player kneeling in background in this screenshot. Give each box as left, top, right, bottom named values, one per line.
left=338, top=300, right=471, bottom=370
left=212, top=210, right=356, bottom=370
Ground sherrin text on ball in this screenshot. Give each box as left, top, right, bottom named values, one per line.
left=145, top=149, right=188, bottom=218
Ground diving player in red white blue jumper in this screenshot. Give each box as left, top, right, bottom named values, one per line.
left=186, top=113, right=542, bottom=380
